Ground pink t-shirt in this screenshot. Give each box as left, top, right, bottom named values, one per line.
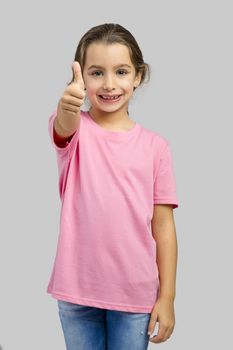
left=46, top=109, right=179, bottom=313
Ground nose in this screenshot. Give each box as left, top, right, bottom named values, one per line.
left=103, top=74, right=116, bottom=91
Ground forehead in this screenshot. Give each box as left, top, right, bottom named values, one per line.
left=84, top=42, right=133, bottom=68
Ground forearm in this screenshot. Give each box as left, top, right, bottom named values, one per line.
left=153, top=218, right=178, bottom=300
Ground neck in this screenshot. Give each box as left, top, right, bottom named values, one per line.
left=88, top=107, right=131, bottom=129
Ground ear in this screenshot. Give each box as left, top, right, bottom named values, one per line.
left=134, top=71, right=142, bottom=88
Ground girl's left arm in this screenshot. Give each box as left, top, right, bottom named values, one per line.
left=147, top=204, right=178, bottom=344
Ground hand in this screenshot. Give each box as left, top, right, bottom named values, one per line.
left=147, top=296, right=175, bottom=344
left=58, top=61, right=86, bottom=118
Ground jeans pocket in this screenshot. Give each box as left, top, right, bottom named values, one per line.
left=57, top=299, right=83, bottom=311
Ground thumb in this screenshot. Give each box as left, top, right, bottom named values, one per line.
left=147, top=312, right=158, bottom=336
left=72, top=61, right=85, bottom=88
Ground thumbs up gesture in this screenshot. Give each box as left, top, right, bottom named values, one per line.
left=56, top=61, right=86, bottom=135
left=59, top=61, right=86, bottom=114
left=71, top=61, right=86, bottom=93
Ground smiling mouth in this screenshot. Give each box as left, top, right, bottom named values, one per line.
left=99, top=94, right=122, bottom=100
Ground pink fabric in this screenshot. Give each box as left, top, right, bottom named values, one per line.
left=46, top=110, right=179, bottom=313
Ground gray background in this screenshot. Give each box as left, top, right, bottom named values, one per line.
left=0, top=0, right=232, bottom=349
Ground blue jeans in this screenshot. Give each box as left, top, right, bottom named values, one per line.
left=57, top=300, right=151, bottom=350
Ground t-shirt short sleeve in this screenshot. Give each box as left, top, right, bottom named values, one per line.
left=153, top=139, right=179, bottom=209
left=48, top=110, right=80, bottom=160
left=48, top=110, right=81, bottom=200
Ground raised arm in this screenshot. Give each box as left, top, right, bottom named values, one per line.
left=54, top=61, right=86, bottom=147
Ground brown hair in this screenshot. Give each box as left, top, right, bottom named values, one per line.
left=67, top=23, right=151, bottom=90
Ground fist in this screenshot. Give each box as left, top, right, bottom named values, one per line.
left=58, top=61, right=86, bottom=116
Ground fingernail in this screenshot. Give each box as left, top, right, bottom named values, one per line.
left=147, top=332, right=151, bottom=335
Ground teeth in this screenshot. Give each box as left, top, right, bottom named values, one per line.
left=101, top=95, right=120, bottom=100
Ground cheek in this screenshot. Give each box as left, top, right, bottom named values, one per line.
left=121, top=78, right=135, bottom=91
left=84, top=76, right=135, bottom=94
left=85, top=81, right=100, bottom=96
left=83, top=75, right=99, bottom=91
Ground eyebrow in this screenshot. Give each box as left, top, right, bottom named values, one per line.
left=87, top=64, right=132, bottom=70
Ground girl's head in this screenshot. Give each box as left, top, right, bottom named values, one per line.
left=68, top=23, right=151, bottom=115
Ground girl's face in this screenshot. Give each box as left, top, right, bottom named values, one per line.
left=82, top=42, right=141, bottom=115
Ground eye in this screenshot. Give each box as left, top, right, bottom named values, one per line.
left=90, top=69, right=128, bottom=77
left=91, top=70, right=103, bottom=76
left=117, top=69, right=128, bottom=75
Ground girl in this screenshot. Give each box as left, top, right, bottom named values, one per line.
left=47, top=23, right=179, bottom=350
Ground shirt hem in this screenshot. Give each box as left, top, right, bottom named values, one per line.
left=47, top=290, right=154, bottom=313
left=154, top=198, right=179, bottom=208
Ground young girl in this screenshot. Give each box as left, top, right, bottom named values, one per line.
left=47, top=23, right=179, bottom=350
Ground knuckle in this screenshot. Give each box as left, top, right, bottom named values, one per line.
left=76, top=87, right=85, bottom=98
left=163, top=322, right=172, bottom=329
left=61, top=94, right=69, bottom=103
